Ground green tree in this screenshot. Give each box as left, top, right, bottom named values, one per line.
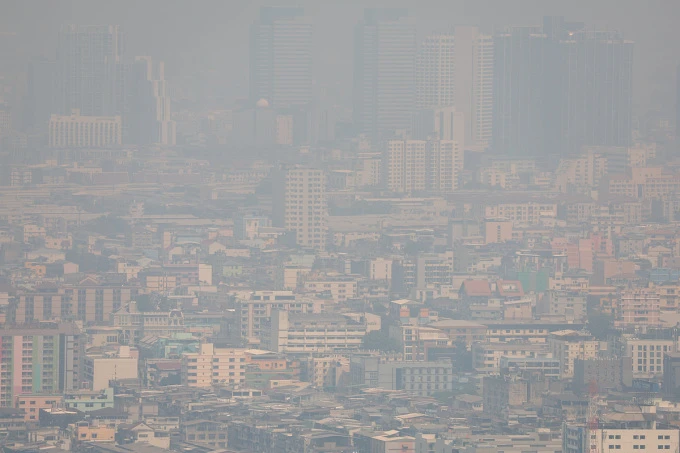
left=361, top=331, right=400, bottom=352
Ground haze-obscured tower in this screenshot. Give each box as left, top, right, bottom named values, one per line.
left=492, top=18, right=633, bottom=158
left=353, top=8, right=416, bottom=140
left=677, top=64, right=680, bottom=139
left=56, top=25, right=125, bottom=117
left=250, top=7, right=313, bottom=109
left=128, top=57, right=176, bottom=146
left=416, top=33, right=455, bottom=109
left=454, top=27, right=494, bottom=150
left=492, top=26, right=547, bottom=157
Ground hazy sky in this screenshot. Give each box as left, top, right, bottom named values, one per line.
left=3, top=0, right=679, bottom=113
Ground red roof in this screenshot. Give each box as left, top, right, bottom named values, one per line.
left=461, top=280, right=492, bottom=297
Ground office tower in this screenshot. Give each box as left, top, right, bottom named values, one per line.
left=493, top=18, right=633, bottom=158
left=385, top=139, right=462, bottom=194
left=128, top=57, right=176, bottom=146
left=56, top=25, right=125, bottom=117
left=354, top=8, right=416, bottom=140
left=250, top=7, right=313, bottom=109
left=272, top=167, right=328, bottom=250
left=416, top=34, right=455, bottom=109
left=0, top=323, right=82, bottom=407
left=454, top=27, right=494, bottom=150
left=49, top=110, right=122, bottom=148
left=492, top=26, right=547, bottom=157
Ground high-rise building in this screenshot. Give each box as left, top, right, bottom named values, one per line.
left=353, top=8, right=416, bottom=140
left=492, top=26, right=547, bottom=157
left=454, top=27, right=494, bottom=150
left=416, top=34, right=455, bottom=109
left=272, top=167, right=328, bottom=250
left=56, top=25, right=125, bottom=117
left=250, top=7, right=313, bottom=109
left=127, top=57, right=176, bottom=146
left=385, top=139, right=462, bottom=194
left=412, top=106, right=465, bottom=145
left=492, top=18, right=633, bottom=158
left=0, top=323, right=82, bottom=407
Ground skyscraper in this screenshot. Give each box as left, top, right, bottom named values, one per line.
left=492, top=26, right=547, bottom=157
left=454, top=27, right=494, bottom=150
left=250, top=7, right=313, bottom=109
left=272, top=167, right=328, bottom=250
left=416, top=34, right=455, bottom=109
left=353, top=8, right=416, bottom=141
left=492, top=18, right=633, bottom=158
left=128, top=57, right=176, bottom=146
left=56, top=25, right=125, bottom=117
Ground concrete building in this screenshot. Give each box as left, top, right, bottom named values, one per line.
left=663, top=352, right=680, bottom=399
left=83, top=346, right=138, bottom=390
left=385, top=139, right=462, bottom=194
left=56, top=25, right=124, bottom=117
left=268, top=311, right=366, bottom=353
left=0, top=323, right=82, bottom=407
left=416, top=33, right=455, bottom=109
left=354, top=8, right=416, bottom=140
left=351, top=356, right=453, bottom=397
left=127, top=56, right=176, bottom=146
left=616, top=290, right=661, bottom=329
left=236, top=290, right=322, bottom=346
left=49, top=110, right=122, bottom=148
left=181, top=343, right=248, bottom=387
left=272, top=167, right=328, bottom=250
left=573, top=357, right=632, bottom=392
left=453, top=26, right=494, bottom=150
left=625, top=338, right=676, bottom=378
left=250, top=7, right=313, bottom=109
left=548, top=330, right=601, bottom=378
left=563, top=422, right=679, bottom=453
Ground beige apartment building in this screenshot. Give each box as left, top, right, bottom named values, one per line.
left=272, top=167, right=328, bottom=250
left=236, top=290, right=323, bottom=346
left=49, top=109, right=122, bottom=148
left=84, top=346, right=138, bottom=390
left=385, top=139, right=462, bottom=194
left=268, top=310, right=366, bottom=353
left=549, top=330, right=601, bottom=378
left=181, top=343, right=248, bottom=387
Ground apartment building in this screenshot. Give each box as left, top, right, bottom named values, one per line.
left=563, top=422, right=680, bottom=453
left=472, top=342, right=549, bottom=374
left=385, top=139, right=462, bottom=194
left=272, top=167, right=328, bottom=250
left=236, top=290, right=323, bottom=346
left=625, top=338, right=677, bottom=378
left=0, top=323, right=82, bottom=407
left=268, top=311, right=366, bottom=353
left=484, top=201, right=557, bottom=226
left=549, top=330, right=601, bottom=378
left=615, top=290, right=661, bottom=329
left=181, top=343, right=248, bottom=387
left=302, top=274, right=358, bottom=302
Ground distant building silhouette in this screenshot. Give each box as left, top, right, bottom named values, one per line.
left=249, top=7, right=313, bottom=109
left=353, top=8, right=416, bottom=141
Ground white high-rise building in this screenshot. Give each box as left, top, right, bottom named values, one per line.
left=385, top=139, right=462, bottom=194
left=250, top=7, right=313, bottom=109
left=272, top=167, right=328, bottom=250
left=416, top=34, right=455, bottom=109
left=453, top=27, right=494, bottom=150
left=353, top=8, right=416, bottom=140
left=128, top=57, right=176, bottom=146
